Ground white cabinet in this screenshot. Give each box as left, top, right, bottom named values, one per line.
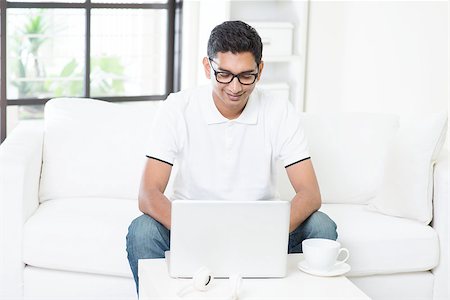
left=257, top=82, right=290, bottom=102
left=249, top=22, right=294, bottom=57
left=229, top=0, right=309, bottom=112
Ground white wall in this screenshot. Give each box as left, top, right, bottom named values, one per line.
left=305, top=1, right=448, bottom=116
left=181, top=0, right=230, bottom=90
left=229, top=0, right=309, bottom=110
left=181, top=1, right=309, bottom=109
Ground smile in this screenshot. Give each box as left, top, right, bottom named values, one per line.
left=226, top=92, right=244, bottom=101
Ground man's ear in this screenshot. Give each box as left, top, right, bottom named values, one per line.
left=257, top=61, right=264, bottom=81
left=202, top=57, right=211, bottom=79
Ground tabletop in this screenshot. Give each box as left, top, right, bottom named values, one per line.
left=138, top=254, right=371, bottom=300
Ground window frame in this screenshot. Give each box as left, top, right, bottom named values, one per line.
left=0, top=0, right=182, bottom=142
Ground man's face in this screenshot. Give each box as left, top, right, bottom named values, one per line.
left=203, top=51, right=264, bottom=119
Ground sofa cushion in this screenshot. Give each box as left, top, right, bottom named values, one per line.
left=23, top=198, right=141, bottom=278
left=299, top=113, right=399, bottom=204
left=39, top=98, right=161, bottom=202
left=321, top=204, right=439, bottom=276
left=369, top=113, right=448, bottom=224
left=23, top=199, right=439, bottom=278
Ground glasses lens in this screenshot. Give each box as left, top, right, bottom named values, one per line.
left=238, top=74, right=257, bottom=85
left=216, top=72, right=233, bottom=84
left=209, top=57, right=258, bottom=85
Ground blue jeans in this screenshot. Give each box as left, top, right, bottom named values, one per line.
left=126, top=210, right=337, bottom=293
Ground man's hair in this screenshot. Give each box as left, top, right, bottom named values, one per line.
left=207, top=20, right=263, bottom=65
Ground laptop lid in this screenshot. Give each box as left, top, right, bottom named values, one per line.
left=169, top=200, right=290, bottom=278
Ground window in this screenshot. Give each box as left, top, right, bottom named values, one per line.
left=0, top=0, right=181, bottom=142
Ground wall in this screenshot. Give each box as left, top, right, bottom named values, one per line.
left=181, top=0, right=230, bottom=89
left=304, top=1, right=448, bottom=116
left=229, top=0, right=309, bottom=110
left=181, top=0, right=309, bottom=111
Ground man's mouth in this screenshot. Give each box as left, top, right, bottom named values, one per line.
left=226, top=92, right=243, bottom=101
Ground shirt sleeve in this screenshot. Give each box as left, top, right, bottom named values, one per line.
left=146, top=93, right=184, bottom=165
left=276, top=100, right=310, bottom=168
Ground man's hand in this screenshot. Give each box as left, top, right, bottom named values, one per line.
left=138, top=158, right=173, bottom=229
left=285, top=158, right=321, bottom=233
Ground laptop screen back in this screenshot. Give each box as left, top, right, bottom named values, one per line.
left=169, top=200, right=290, bottom=278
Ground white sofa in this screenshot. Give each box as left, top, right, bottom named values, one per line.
left=0, top=96, right=448, bottom=300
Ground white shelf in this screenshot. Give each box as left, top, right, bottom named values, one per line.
left=258, top=82, right=290, bottom=89
left=229, top=0, right=309, bottom=111
left=263, top=55, right=301, bottom=63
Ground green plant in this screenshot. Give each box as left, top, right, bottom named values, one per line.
left=47, top=56, right=126, bottom=98
left=10, top=9, right=49, bottom=97
left=45, top=58, right=83, bottom=97
left=90, top=56, right=125, bottom=96
left=9, top=9, right=126, bottom=101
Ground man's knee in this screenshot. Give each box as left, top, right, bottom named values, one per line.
left=128, top=214, right=157, bottom=240
left=126, top=214, right=170, bottom=255
left=302, top=211, right=338, bottom=241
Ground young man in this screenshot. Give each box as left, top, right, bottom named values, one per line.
left=126, top=20, right=337, bottom=291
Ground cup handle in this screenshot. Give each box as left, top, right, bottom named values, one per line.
left=335, top=248, right=350, bottom=266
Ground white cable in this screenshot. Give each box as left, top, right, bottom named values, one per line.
left=228, top=274, right=242, bottom=300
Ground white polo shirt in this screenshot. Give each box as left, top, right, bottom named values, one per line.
left=147, top=85, right=310, bottom=201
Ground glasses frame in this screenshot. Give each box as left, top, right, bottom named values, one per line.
left=208, top=57, right=259, bottom=86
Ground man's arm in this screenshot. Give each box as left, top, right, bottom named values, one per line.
left=285, top=158, right=321, bottom=233
left=138, top=158, right=173, bottom=230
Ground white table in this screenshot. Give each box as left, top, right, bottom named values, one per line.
left=138, top=254, right=370, bottom=299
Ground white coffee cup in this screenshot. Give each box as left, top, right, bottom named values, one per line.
left=302, top=238, right=350, bottom=271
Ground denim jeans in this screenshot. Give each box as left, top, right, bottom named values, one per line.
left=126, top=210, right=337, bottom=293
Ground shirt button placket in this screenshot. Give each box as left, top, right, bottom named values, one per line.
left=225, top=122, right=233, bottom=161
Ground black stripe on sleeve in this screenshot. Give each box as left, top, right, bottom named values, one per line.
left=285, top=157, right=311, bottom=169
left=146, top=155, right=174, bottom=166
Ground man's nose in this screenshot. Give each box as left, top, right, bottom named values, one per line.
left=229, top=76, right=243, bottom=93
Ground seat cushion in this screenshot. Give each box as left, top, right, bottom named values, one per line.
left=23, top=200, right=439, bottom=278
left=321, top=204, right=439, bottom=276
left=23, top=198, right=141, bottom=278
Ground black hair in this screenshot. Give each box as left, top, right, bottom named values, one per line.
left=207, top=20, right=263, bottom=65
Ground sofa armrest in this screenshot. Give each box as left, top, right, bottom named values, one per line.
left=431, top=148, right=448, bottom=300
left=0, top=120, right=44, bottom=298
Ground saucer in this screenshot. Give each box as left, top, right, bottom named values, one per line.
left=297, top=258, right=351, bottom=277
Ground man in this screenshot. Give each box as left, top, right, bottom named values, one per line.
left=126, top=20, right=337, bottom=292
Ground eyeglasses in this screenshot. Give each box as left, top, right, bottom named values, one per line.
left=208, top=58, right=259, bottom=85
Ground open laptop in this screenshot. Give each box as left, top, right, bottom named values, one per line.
left=168, top=200, right=290, bottom=278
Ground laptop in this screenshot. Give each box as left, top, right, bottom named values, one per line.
left=168, top=200, right=290, bottom=278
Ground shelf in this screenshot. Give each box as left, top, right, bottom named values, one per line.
left=258, top=82, right=289, bottom=90
left=263, top=55, right=301, bottom=63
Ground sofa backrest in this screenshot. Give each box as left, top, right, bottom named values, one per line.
left=40, top=98, right=399, bottom=205
left=277, top=113, right=399, bottom=204
left=39, top=98, right=161, bottom=202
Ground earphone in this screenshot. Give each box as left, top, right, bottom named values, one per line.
left=177, top=266, right=242, bottom=300
left=177, top=266, right=214, bottom=297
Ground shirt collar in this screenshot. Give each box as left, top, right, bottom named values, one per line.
left=201, top=85, right=259, bottom=125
